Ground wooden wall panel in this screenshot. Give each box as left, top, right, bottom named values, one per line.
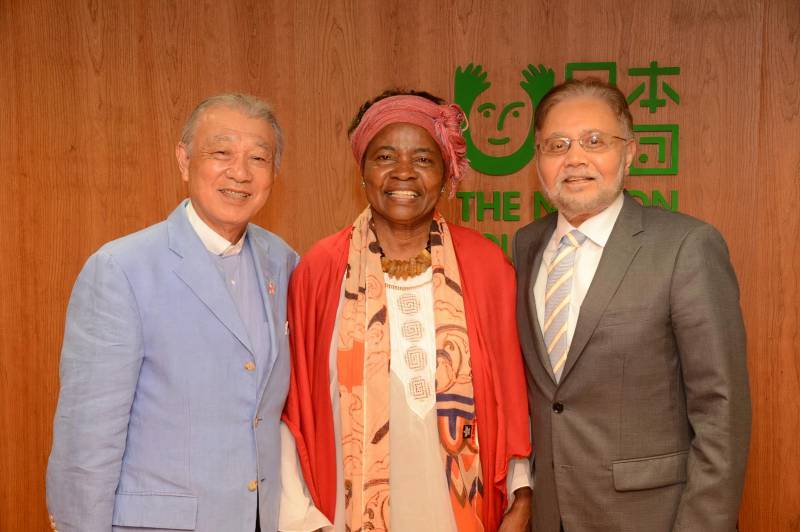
left=739, top=0, right=800, bottom=529
left=0, top=1, right=796, bottom=530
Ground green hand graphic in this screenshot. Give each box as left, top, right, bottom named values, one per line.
left=455, top=63, right=555, bottom=176
left=454, top=63, right=492, bottom=114
left=520, top=63, right=555, bottom=109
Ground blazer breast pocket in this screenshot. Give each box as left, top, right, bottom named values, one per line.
left=596, top=306, right=662, bottom=329
left=112, top=492, right=197, bottom=530
left=612, top=450, right=688, bottom=491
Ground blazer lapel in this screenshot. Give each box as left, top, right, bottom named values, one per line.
left=560, top=194, right=643, bottom=382
left=168, top=204, right=254, bottom=355
left=247, top=227, right=281, bottom=398
left=524, top=216, right=558, bottom=383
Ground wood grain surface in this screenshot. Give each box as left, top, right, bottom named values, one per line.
left=0, top=0, right=797, bottom=530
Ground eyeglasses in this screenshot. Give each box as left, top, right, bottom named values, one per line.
left=537, top=131, right=630, bottom=156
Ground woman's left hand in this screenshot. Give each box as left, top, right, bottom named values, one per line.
left=498, top=487, right=532, bottom=532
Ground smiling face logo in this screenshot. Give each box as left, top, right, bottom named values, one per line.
left=478, top=100, right=526, bottom=146
left=454, top=63, right=555, bottom=175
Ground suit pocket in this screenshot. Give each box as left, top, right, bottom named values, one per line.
left=612, top=450, right=688, bottom=491
left=596, top=306, right=660, bottom=328
left=112, top=492, right=197, bottom=530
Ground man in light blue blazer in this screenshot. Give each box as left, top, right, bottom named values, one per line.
left=47, top=93, right=298, bottom=532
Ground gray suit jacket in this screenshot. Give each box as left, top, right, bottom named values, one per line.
left=513, top=193, right=750, bottom=532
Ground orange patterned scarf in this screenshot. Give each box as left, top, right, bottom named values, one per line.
left=336, top=207, right=484, bottom=531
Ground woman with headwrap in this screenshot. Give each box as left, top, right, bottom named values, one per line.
left=280, top=90, right=531, bottom=532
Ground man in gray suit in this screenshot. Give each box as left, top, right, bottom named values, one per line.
left=513, top=78, right=750, bottom=532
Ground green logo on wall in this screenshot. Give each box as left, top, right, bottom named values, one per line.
left=455, top=60, right=682, bottom=177
left=454, top=64, right=555, bottom=176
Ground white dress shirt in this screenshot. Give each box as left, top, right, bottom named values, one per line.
left=533, top=193, right=625, bottom=349
left=185, top=200, right=245, bottom=256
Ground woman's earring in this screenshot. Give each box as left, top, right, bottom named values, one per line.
left=361, top=179, right=366, bottom=188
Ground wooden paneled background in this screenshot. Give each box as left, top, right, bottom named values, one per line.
left=1, top=0, right=797, bottom=530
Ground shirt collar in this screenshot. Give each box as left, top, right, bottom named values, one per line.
left=185, top=200, right=246, bottom=257
left=554, top=192, right=624, bottom=248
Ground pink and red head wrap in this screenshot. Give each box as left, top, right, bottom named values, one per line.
left=350, top=95, right=468, bottom=197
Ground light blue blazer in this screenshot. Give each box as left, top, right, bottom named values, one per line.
left=47, top=201, right=298, bottom=532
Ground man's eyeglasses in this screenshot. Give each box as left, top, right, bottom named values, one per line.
left=537, top=132, right=631, bottom=156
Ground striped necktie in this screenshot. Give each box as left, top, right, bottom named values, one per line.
left=543, top=230, right=587, bottom=382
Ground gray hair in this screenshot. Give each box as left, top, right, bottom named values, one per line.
left=534, top=78, right=634, bottom=138
left=180, top=93, right=284, bottom=169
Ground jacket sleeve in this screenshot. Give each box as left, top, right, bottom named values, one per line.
left=46, top=250, right=144, bottom=532
left=669, top=224, right=751, bottom=532
left=282, top=246, right=342, bottom=523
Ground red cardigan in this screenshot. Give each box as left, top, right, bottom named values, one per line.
left=282, top=223, right=531, bottom=531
